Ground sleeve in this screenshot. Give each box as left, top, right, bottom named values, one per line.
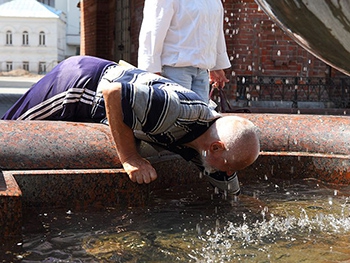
left=137, top=0, right=175, bottom=72
left=210, top=2, right=231, bottom=71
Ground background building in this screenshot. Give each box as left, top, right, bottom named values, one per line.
left=0, top=0, right=80, bottom=74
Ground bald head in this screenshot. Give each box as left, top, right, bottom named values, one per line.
left=203, top=115, right=260, bottom=174
left=219, top=116, right=259, bottom=168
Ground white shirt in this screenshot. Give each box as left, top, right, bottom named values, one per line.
left=138, top=0, right=231, bottom=73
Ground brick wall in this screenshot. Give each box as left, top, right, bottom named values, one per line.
left=222, top=0, right=331, bottom=78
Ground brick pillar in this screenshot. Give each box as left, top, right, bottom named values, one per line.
left=130, top=0, right=145, bottom=66
left=80, top=0, right=116, bottom=60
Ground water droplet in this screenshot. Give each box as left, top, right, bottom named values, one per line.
left=214, top=187, right=219, bottom=195
left=196, top=223, right=202, bottom=235
left=328, top=197, right=333, bottom=206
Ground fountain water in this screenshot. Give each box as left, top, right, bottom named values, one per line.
left=4, top=180, right=350, bottom=262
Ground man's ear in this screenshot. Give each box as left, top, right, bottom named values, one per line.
left=210, top=141, right=225, bottom=152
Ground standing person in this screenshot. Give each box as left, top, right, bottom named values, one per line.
left=138, top=0, right=231, bottom=103
left=2, top=55, right=260, bottom=196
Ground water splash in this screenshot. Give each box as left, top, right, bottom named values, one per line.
left=191, top=197, right=350, bottom=262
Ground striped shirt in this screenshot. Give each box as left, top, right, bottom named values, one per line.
left=97, top=65, right=221, bottom=146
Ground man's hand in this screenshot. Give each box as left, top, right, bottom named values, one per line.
left=209, top=69, right=229, bottom=88
left=122, top=156, right=158, bottom=184
left=102, top=82, right=158, bottom=184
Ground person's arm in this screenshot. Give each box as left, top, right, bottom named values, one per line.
left=138, top=0, right=174, bottom=72
left=209, top=69, right=229, bottom=88
left=101, top=82, right=157, bottom=184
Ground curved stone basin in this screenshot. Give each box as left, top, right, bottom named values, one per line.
left=0, top=113, right=349, bottom=181
left=237, top=113, right=350, bottom=184
left=255, top=0, right=350, bottom=76
left=0, top=113, right=349, bottom=239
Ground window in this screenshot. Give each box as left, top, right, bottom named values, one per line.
left=37, top=0, right=55, bottom=7
left=38, top=62, right=46, bottom=74
left=39, top=31, right=45, bottom=46
left=6, top=30, right=12, bottom=45
left=23, top=62, right=29, bottom=71
left=6, top=62, right=13, bottom=72
left=22, top=31, right=29, bottom=45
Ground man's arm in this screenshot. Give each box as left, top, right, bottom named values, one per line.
left=101, top=82, right=158, bottom=184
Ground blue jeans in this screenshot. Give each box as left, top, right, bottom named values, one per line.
left=162, top=66, right=210, bottom=102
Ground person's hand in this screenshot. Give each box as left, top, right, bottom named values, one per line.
left=101, top=82, right=158, bottom=185
left=209, top=69, right=229, bottom=89
left=122, top=156, right=158, bottom=184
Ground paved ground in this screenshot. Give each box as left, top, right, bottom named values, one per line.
left=0, top=76, right=42, bottom=117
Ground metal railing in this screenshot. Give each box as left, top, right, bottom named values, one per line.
left=234, top=76, right=350, bottom=109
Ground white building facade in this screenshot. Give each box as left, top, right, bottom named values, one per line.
left=50, top=0, right=81, bottom=57
left=0, top=0, right=80, bottom=74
